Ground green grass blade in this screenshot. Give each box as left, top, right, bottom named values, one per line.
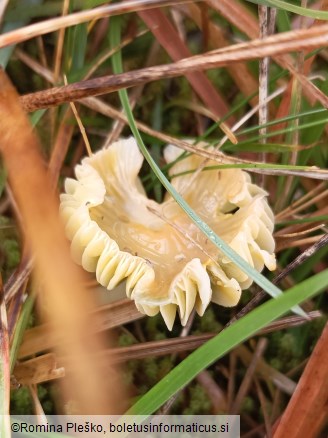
left=0, top=0, right=43, bottom=68
left=30, top=109, right=46, bottom=127
left=238, top=108, right=327, bottom=136
left=223, top=142, right=309, bottom=153
left=246, top=0, right=328, bottom=19
left=127, top=269, right=328, bottom=415
left=238, top=117, right=328, bottom=144
left=10, top=294, right=35, bottom=373
left=110, top=16, right=305, bottom=316
left=276, top=216, right=328, bottom=227
left=170, top=163, right=327, bottom=178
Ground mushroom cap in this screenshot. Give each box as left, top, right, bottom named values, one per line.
left=60, top=137, right=276, bottom=330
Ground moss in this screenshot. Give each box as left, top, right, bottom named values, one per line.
left=267, top=331, right=303, bottom=372
left=144, top=313, right=169, bottom=340
left=121, top=368, right=135, bottom=387
left=143, top=358, right=160, bottom=386
left=10, top=385, right=54, bottom=415
left=118, top=332, right=136, bottom=347
left=266, top=317, right=328, bottom=374
left=37, top=386, right=54, bottom=414
left=182, top=383, right=212, bottom=415
left=10, top=387, right=32, bottom=415
left=158, top=356, right=174, bottom=379
left=2, top=238, right=20, bottom=269
left=298, top=315, right=327, bottom=355
left=0, top=215, right=21, bottom=280
left=241, top=396, right=255, bottom=415
left=197, top=307, right=222, bottom=333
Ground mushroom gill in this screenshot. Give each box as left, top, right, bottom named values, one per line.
left=60, top=137, right=276, bottom=330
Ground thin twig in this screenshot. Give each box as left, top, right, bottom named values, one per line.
left=230, top=338, right=268, bottom=414
left=276, top=0, right=306, bottom=211
left=276, top=182, right=327, bottom=219
left=0, top=0, right=193, bottom=49
left=19, top=24, right=328, bottom=112
left=258, top=6, right=276, bottom=184
left=53, top=0, right=70, bottom=84
left=80, top=97, right=328, bottom=180
left=64, top=76, right=93, bottom=157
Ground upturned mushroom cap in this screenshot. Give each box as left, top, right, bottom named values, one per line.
left=60, top=137, right=276, bottom=330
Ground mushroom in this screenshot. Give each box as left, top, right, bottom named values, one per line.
left=60, top=137, right=276, bottom=330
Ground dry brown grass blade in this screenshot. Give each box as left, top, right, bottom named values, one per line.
left=15, top=312, right=321, bottom=388
left=275, top=224, right=325, bottom=241
left=271, top=1, right=324, bottom=143
left=53, top=0, right=70, bottom=84
left=206, top=0, right=258, bottom=39
left=301, top=179, right=328, bottom=209
left=81, top=97, right=328, bottom=180
left=20, top=24, right=328, bottom=112
left=209, top=0, right=328, bottom=109
left=14, top=334, right=214, bottom=386
left=0, top=70, right=125, bottom=414
left=4, top=83, right=73, bottom=340
left=196, top=371, right=228, bottom=413
left=16, top=49, right=54, bottom=84
left=14, top=354, right=65, bottom=386
left=0, top=274, right=10, bottom=416
left=48, top=108, right=75, bottom=185
left=0, top=0, right=193, bottom=49
left=14, top=322, right=302, bottom=394
left=275, top=216, right=328, bottom=237
left=230, top=338, right=268, bottom=414
left=28, top=385, right=47, bottom=418
left=236, top=344, right=296, bottom=396
left=255, top=378, right=272, bottom=437
left=273, top=321, right=328, bottom=437
left=139, top=8, right=231, bottom=120
left=18, top=299, right=143, bottom=359
left=4, top=257, right=32, bottom=303
left=276, top=188, right=328, bottom=219
left=277, top=234, right=324, bottom=251
left=105, top=40, right=160, bottom=144
left=258, top=5, right=276, bottom=176
left=66, top=95, right=93, bottom=157
left=111, top=338, right=297, bottom=395
left=259, top=311, right=322, bottom=333
left=181, top=3, right=259, bottom=105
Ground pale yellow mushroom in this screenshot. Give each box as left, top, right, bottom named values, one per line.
left=60, top=137, right=276, bottom=330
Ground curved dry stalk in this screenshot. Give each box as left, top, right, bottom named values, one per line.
left=0, top=0, right=194, bottom=49
left=230, top=338, right=268, bottom=414
left=18, top=299, right=143, bottom=359
left=63, top=96, right=327, bottom=181
left=139, top=8, right=232, bottom=123
left=53, top=0, right=70, bottom=84
left=19, top=24, right=328, bottom=112
left=180, top=2, right=259, bottom=105
left=14, top=311, right=321, bottom=387
left=258, top=5, right=276, bottom=178
left=0, top=70, right=125, bottom=414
